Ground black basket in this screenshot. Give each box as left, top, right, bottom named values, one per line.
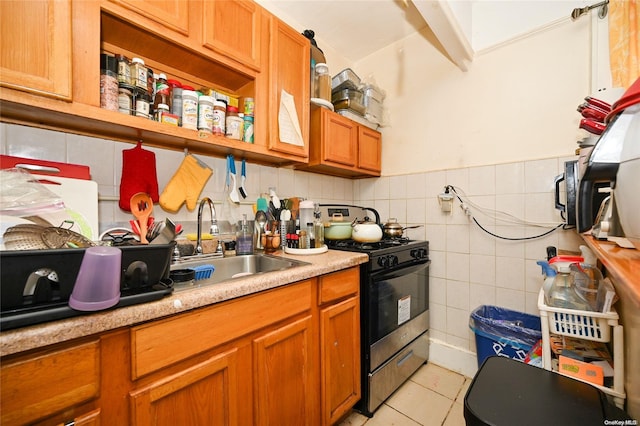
left=0, top=243, right=175, bottom=312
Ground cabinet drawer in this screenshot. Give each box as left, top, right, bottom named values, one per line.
left=131, top=280, right=313, bottom=379
left=1, top=340, right=100, bottom=424
left=318, top=268, right=359, bottom=305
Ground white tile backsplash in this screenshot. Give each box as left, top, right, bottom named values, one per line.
left=3, top=123, right=585, bottom=367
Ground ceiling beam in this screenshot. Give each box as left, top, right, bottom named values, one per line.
left=412, top=0, right=474, bottom=71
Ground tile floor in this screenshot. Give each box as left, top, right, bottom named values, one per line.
left=338, top=363, right=471, bottom=426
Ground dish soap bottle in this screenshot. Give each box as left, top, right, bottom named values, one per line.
left=236, top=214, right=254, bottom=255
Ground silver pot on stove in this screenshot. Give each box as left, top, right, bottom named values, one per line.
left=383, top=218, right=422, bottom=238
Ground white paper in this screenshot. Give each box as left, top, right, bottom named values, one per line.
left=398, top=295, right=411, bottom=325
left=278, top=89, right=304, bottom=146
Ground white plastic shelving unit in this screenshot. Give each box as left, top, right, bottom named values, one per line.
left=538, top=289, right=626, bottom=408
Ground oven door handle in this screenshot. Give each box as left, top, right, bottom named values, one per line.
left=370, top=260, right=430, bottom=280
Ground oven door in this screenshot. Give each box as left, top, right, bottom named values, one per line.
left=367, top=261, right=430, bottom=370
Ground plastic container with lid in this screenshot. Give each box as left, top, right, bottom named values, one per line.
left=299, top=200, right=315, bottom=229
left=212, top=100, right=226, bottom=135
left=243, top=115, right=254, bottom=143
left=197, top=96, right=214, bottom=132
left=315, top=63, right=331, bottom=102
left=225, top=106, right=243, bottom=140
left=181, top=90, right=198, bottom=130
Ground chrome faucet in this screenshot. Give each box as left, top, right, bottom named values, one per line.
left=196, top=197, right=221, bottom=255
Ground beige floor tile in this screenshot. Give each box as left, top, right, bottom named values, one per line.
left=410, top=363, right=466, bottom=400
left=386, top=380, right=453, bottom=426
left=443, top=402, right=466, bottom=426
left=363, top=404, right=422, bottom=426
left=455, top=378, right=471, bottom=404
left=337, top=410, right=369, bottom=426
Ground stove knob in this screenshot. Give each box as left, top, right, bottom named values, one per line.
left=377, top=257, right=389, bottom=268
left=419, top=248, right=428, bottom=259
left=390, top=255, right=399, bottom=266
left=410, top=249, right=417, bottom=258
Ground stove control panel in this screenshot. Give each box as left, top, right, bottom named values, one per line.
left=410, top=248, right=428, bottom=260
left=377, top=255, right=399, bottom=268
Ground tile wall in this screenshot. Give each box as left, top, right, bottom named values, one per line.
left=353, top=156, right=584, bottom=375
left=1, top=123, right=585, bottom=375
left=0, top=123, right=354, bottom=234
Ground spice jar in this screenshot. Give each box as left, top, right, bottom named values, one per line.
left=115, top=54, right=131, bottom=85
left=100, top=53, right=118, bottom=111
left=130, top=58, right=147, bottom=91
left=154, top=74, right=170, bottom=111
left=154, top=103, right=170, bottom=122
left=315, top=63, right=331, bottom=102
left=118, top=84, right=134, bottom=115
left=135, top=90, right=151, bottom=119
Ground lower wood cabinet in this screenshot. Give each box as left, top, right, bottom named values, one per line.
left=130, top=348, right=243, bottom=425
left=318, top=268, right=361, bottom=425
left=0, top=339, right=101, bottom=425
left=253, top=315, right=317, bottom=424
left=0, top=267, right=361, bottom=425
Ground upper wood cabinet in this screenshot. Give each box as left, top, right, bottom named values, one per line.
left=262, top=13, right=310, bottom=160
left=107, top=0, right=190, bottom=36
left=304, top=107, right=381, bottom=177
left=1, top=0, right=313, bottom=167
left=202, top=0, right=261, bottom=71
left=0, top=0, right=72, bottom=100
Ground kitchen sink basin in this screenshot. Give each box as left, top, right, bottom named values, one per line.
left=170, top=254, right=309, bottom=291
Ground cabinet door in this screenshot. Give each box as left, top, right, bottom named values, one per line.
left=323, top=111, right=358, bottom=167
left=0, top=0, right=72, bottom=100
left=253, top=315, right=318, bottom=425
left=202, top=0, right=260, bottom=70
left=320, top=297, right=361, bottom=425
left=0, top=340, right=100, bottom=425
left=107, top=0, right=189, bottom=36
left=266, top=16, right=310, bottom=158
left=358, top=126, right=382, bottom=173
left=130, top=348, right=240, bottom=426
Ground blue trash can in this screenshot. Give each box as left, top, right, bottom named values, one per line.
left=469, top=305, right=542, bottom=367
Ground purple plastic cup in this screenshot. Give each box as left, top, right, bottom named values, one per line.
left=69, top=246, right=122, bottom=311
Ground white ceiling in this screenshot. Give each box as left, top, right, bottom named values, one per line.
left=259, top=0, right=432, bottom=63
left=258, top=0, right=596, bottom=64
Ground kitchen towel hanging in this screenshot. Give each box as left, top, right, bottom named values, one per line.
left=159, top=153, right=212, bottom=212
left=119, top=142, right=159, bottom=211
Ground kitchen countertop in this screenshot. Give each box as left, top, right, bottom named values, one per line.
left=581, top=234, right=640, bottom=305
left=0, top=250, right=368, bottom=357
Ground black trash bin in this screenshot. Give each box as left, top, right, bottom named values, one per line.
left=464, top=356, right=633, bottom=426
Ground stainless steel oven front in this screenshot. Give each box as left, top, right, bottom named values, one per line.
left=359, top=257, right=430, bottom=416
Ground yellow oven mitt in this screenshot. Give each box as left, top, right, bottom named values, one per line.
left=159, top=154, right=212, bottom=212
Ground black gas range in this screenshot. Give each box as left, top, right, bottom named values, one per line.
left=326, top=237, right=429, bottom=274
left=321, top=205, right=430, bottom=417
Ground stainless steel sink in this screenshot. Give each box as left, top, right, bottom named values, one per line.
left=170, top=254, right=309, bottom=291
